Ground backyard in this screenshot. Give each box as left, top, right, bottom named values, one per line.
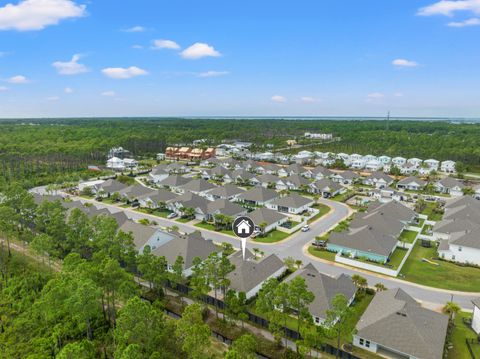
left=398, top=229, right=418, bottom=244
left=420, top=202, right=444, bottom=221
left=400, top=241, right=480, bottom=292
left=448, top=312, right=480, bottom=359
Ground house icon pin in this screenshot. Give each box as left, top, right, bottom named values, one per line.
left=236, top=219, right=251, bottom=235
left=233, top=216, right=255, bottom=239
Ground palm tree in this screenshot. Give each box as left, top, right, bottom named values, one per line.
left=182, top=207, right=196, bottom=220
left=443, top=301, right=460, bottom=322
left=374, top=283, right=386, bottom=292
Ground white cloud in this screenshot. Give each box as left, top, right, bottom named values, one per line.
left=271, top=95, right=286, bottom=103
left=101, top=91, right=115, bottom=97
left=101, top=66, right=148, bottom=79
left=300, top=96, right=317, bottom=103
left=64, top=87, right=73, bottom=94
left=132, top=44, right=143, bottom=49
left=366, top=92, right=385, bottom=102
left=180, top=42, right=221, bottom=59
left=0, top=86, right=8, bottom=91
left=123, top=25, right=145, bottom=33
left=418, top=0, right=480, bottom=16
left=8, top=75, right=29, bottom=83
left=46, top=96, right=59, bottom=101
left=52, top=54, right=88, bottom=75
left=197, top=70, right=229, bottom=78
left=152, top=39, right=180, bottom=50
left=392, top=58, right=419, bottom=67
left=0, top=0, right=86, bottom=31
left=448, top=17, right=480, bottom=26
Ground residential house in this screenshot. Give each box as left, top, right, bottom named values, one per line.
left=256, top=174, right=282, bottom=189
left=309, top=166, right=333, bottom=180
left=400, top=162, right=419, bottom=175
left=227, top=250, right=287, bottom=299
left=284, top=174, right=310, bottom=191
left=424, top=159, right=440, bottom=171
left=363, top=171, right=394, bottom=189
left=138, top=189, right=178, bottom=209
left=152, top=231, right=218, bottom=276
left=392, top=157, right=407, bottom=167
left=441, top=160, right=456, bottom=173
left=473, top=298, right=480, bottom=335
left=235, top=187, right=279, bottom=206
left=350, top=158, right=366, bottom=170
left=205, top=184, right=245, bottom=201
left=266, top=193, right=314, bottom=214
left=364, top=159, right=383, bottom=171
left=166, top=192, right=211, bottom=220
left=106, top=157, right=138, bottom=171
left=118, top=185, right=157, bottom=203
left=206, top=199, right=248, bottom=222
left=119, top=220, right=170, bottom=252
left=231, top=169, right=255, bottom=185
left=149, top=165, right=169, bottom=183
left=407, top=158, right=423, bottom=167
left=309, top=178, right=344, bottom=198
left=397, top=176, right=427, bottom=191
left=327, top=201, right=416, bottom=263
left=157, top=175, right=190, bottom=192
left=331, top=170, right=359, bottom=185
left=284, top=263, right=356, bottom=325
left=178, top=179, right=217, bottom=197
left=434, top=177, right=466, bottom=197
left=354, top=288, right=448, bottom=359
left=378, top=155, right=391, bottom=165
left=436, top=196, right=480, bottom=266
left=92, top=179, right=129, bottom=197
left=249, top=207, right=289, bottom=233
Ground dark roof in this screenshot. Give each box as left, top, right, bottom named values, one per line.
left=270, top=193, right=314, bottom=209
left=249, top=207, right=288, bottom=226
left=356, top=288, right=448, bottom=359
left=158, top=175, right=190, bottom=187
left=237, top=187, right=279, bottom=203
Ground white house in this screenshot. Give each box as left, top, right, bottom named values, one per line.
left=473, top=298, right=480, bottom=335
left=107, top=157, right=138, bottom=171
left=365, top=159, right=383, bottom=171
left=363, top=154, right=377, bottom=162
left=424, top=159, right=439, bottom=171
left=441, top=160, right=456, bottom=173
left=397, top=176, right=427, bottom=191
left=378, top=155, right=391, bottom=165
left=350, top=158, right=366, bottom=170
left=266, top=193, right=314, bottom=214
left=392, top=157, right=406, bottom=166
left=434, top=177, right=465, bottom=197
left=407, top=158, right=423, bottom=167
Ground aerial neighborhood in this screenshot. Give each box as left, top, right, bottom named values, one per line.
left=25, top=138, right=480, bottom=359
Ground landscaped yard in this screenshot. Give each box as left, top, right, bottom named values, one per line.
left=400, top=241, right=480, bottom=292
left=253, top=230, right=290, bottom=243
left=308, top=246, right=336, bottom=261
left=308, top=203, right=331, bottom=224
left=176, top=217, right=192, bottom=223
left=387, top=248, right=408, bottom=268
left=194, top=221, right=236, bottom=236
left=421, top=202, right=444, bottom=221
left=399, top=229, right=418, bottom=244
left=331, top=190, right=355, bottom=203
left=448, top=311, right=480, bottom=359
left=135, top=208, right=173, bottom=218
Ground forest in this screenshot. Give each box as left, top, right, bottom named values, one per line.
left=1, top=118, right=480, bottom=190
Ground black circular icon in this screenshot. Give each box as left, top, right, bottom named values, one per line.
left=232, top=216, right=255, bottom=238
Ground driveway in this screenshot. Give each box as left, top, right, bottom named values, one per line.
left=31, top=186, right=478, bottom=310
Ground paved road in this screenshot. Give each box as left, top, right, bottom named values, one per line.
left=32, top=186, right=478, bottom=310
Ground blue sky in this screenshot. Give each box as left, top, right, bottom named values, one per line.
left=0, top=0, right=479, bottom=118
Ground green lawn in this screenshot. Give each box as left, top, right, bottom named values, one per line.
left=421, top=202, right=444, bottom=221
left=448, top=312, right=480, bottom=359
left=308, top=246, right=336, bottom=261
left=399, top=230, right=418, bottom=244
left=253, top=230, right=290, bottom=243
left=194, top=222, right=235, bottom=236
left=400, top=241, right=480, bottom=292
left=135, top=208, right=172, bottom=218
left=331, top=190, right=355, bottom=203
left=387, top=248, right=408, bottom=268
left=308, top=203, right=331, bottom=224
left=176, top=217, right=192, bottom=223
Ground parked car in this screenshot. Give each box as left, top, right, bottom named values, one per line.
left=167, top=212, right=178, bottom=219
left=301, top=225, right=310, bottom=232
left=313, top=240, right=326, bottom=247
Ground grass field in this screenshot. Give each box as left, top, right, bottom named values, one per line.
left=400, top=242, right=480, bottom=292
left=399, top=230, right=418, bottom=244
left=308, top=246, right=336, bottom=261
left=308, top=203, right=331, bottom=224
left=448, top=312, right=480, bottom=359
left=194, top=222, right=236, bottom=236
left=421, top=202, right=444, bottom=221
left=253, top=230, right=290, bottom=243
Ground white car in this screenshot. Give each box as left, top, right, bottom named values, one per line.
left=301, top=225, right=310, bottom=232
left=167, top=212, right=178, bottom=219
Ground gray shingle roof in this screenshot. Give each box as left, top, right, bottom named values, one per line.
left=168, top=192, right=210, bottom=213
left=227, top=250, right=285, bottom=294
left=356, top=288, right=448, bottom=359
left=236, top=187, right=279, bottom=203
left=179, top=179, right=217, bottom=193
left=158, top=175, right=190, bottom=187
left=270, top=193, right=314, bottom=209
left=119, top=185, right=157, bottom=200
left=310, top=178, right=343, bottom=192
left=248, top=207, right=288, bottom=226
left=207, top=199, right=247, bottom=217
left=98, top=179, right=129, bottom=193
left=472, top=298, right=480, bottom=308
left=437, top=177, right=466, bottom=189
left=119, top=220, right=159, bottom=249
left=138, top=188, right=178, bottom=203
left=152, top=231, right=218, bottom=269
left=206, top=184, right=245, bottom=198
left=397, top=176, right=427, bottom=187
left=285, top=263, right=356, bottom=320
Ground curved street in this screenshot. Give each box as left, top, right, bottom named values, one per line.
left=33, top=186, right=479, bottom=310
